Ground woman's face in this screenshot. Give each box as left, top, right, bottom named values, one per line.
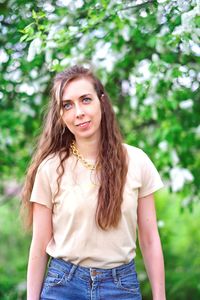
left=61, top=78, right=102, bottom=143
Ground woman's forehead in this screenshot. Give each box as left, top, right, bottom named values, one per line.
left=62, top=78, right=96, bottom=101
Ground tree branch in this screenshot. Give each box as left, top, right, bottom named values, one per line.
left=117, top=0, right=156, bottom=12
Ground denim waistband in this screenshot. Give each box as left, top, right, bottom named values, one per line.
left=48, top=258, right=136, bottom=281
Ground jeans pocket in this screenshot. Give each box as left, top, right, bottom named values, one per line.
left=44, top=267, right=66, bottom=288
left=114, top=271, right=140, bottom=294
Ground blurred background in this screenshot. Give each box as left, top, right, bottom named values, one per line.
left=0, top=0, right=200, bottom=299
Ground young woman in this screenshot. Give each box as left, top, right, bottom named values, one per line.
left=22, top=65, right=166, bottom=300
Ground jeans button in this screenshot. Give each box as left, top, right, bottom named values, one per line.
left=91, top=270, right=97, bottom=276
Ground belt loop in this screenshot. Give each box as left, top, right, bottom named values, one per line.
left=112, top=267, right=118, bottom=284
left=67, top=264, right=78, bottom=282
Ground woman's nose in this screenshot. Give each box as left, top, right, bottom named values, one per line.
left=75, top=104, right=85, bottom=118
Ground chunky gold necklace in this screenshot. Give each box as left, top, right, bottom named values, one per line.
left=70, top=140, right=97, bottom=170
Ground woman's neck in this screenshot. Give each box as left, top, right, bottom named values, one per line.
left=75, top=138, right=100, bottom=161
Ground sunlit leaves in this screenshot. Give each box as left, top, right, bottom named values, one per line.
left=0, top=0, right=200, bottom=203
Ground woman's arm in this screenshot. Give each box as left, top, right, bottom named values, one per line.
left=137, top=193, right=166, bottom=300
left=27, top=203, right=52, bottom=300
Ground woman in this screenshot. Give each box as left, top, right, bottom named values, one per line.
left=22, top=65, right=166, bottom=300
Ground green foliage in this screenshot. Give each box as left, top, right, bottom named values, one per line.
left=136, top=190, right=200, bottom=300
left=157, top=193, right=200, bottom=299
left=0, top=199, right=30, bottom=300
left=1, top=0, right=199, bottom=203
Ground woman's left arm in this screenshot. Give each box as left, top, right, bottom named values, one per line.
left=137, top=193, right=166, bottom=300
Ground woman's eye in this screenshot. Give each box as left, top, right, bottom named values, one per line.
left=82, top=97, right=91, bottom=103
left=63, top=102, right=72, bottom=110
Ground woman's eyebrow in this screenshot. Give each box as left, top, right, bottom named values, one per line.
left=79, top=93, right=92, bottom=99
left=62, top=93, right=92, bottom=102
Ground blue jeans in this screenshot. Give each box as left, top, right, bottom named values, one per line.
left=40, top=257, right=142, bottom=300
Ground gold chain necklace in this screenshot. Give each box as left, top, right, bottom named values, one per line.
left=70, top=140, right=97, bottom=170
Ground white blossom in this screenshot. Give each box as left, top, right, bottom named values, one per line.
left=144, top=96, right=155, bottom=105
left=0, top=49, right=9, bottom=63
left=121, top=25, right=131, bottom=42
left=27, top=37, right=42, bottom=62
left=171, top=150, right=179, bottom=165
left=157, top=220, right=165, bottom=228
left=170, top=167, right=194, bottom=192
left=179, top=99, right=193, bottom=109
left=138, top=59, right=151, bottom=80
left=20, top=104, right=35, bottom=117
left=159, top=141, right=168, bottom=151
left=121, top=80, right=130, bottom=94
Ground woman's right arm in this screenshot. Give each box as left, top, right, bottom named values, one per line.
left=27, top=203, right=53, bottom=300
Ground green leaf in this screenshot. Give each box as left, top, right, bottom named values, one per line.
left=19, top=34, right=28, bottom=42
left=32, top=10, right=37, bottom=19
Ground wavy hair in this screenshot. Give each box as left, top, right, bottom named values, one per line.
left=21, top=65, right=128, bottom=230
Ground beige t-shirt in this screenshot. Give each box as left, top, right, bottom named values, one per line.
left=30, top=143, right=164, bottom=268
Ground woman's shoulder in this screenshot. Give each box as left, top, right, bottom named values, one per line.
left=123, top=143, right=146, bottom=158
left=123, top=143, right=152, bottom=169
left=38, top=152, right=61, bottom=173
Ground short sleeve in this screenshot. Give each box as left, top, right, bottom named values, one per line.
left=30, top=163, right=53, bottom=209
left=138, top=151, right=164, bottom=198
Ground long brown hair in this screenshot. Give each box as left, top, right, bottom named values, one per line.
left=21, top=65, right=128, bottom=230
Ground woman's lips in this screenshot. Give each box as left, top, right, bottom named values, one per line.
left=76, top=121, right=91, bottom=129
